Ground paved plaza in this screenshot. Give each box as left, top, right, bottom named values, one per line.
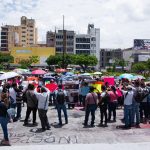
left=0, top=105, right=150, bottom=147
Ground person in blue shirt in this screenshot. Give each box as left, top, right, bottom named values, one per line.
left=80, top=82, right=90, bottom=107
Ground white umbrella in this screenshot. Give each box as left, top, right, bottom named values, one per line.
left=13, top=68, right=30, bottom=74
left=0, top=72, right=20, bottom=80
left=81, top=73, right=91, bottom=76
left=93, top=72, right=102, bottom=75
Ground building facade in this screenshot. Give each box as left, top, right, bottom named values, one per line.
left=75, top=34, right=91, bottom=55
left=46, top=30, right=75, bottom=54
left=1, top=16, right=38, bottom=51
left=74, top=24, right=100, bottom=68
left=100, top=48, right=123, bottom=69
left=46, top=24, right=100, bottom=68
left=11, top=47, right=55, bottom=65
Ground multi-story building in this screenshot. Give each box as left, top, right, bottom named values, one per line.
left=46, top=31, right=55, bottom=47
left=75, top=24, right=100, bottom=68
left=20, top=16, right=37, bottom=47
left=46, top=24, right=100, bottom=68
left=46, top=30, right=75, bottom=54
left=1, top=16, right=38, bottom=51
left=75, top=34, right=91, bottom=55
left=100, top=48, right=123, bottom=69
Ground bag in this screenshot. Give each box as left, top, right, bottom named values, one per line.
left=100, top=92, right=110, bottom=106
left=134, top=88, right=144, bottom=103
left=56, top=90, right=65, bottom=104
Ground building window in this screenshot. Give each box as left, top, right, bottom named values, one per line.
left=67, top=48, right=73, bottom=52
left=107, top=52, right=111, bottom=56
left=76, top=50, right=90, bottom=54
left=76, top=44, right=90, bottom=49
left=91, top=37, right=96, bottom=41
left=76, top=38, right=90, bottom=43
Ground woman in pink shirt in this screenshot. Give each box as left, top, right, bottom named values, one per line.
left=108, top=86, right=118, bottom=122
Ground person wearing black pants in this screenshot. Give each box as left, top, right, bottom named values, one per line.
left=83, top=86, right=98, bottom=127
left=108, top=86, right=118, bottom=122
left=24, top=84, right=38, bottom=126
left=24, top=107, right=37, bottom=125
left=35, top=87, right=50, bottom=130
left=99, top=85, right=109, bottom=127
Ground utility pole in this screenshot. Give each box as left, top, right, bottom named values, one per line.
left=62, top=15, right=65, bottom=69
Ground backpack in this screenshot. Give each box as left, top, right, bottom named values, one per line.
left=134, top=88, right=144, bottom=103
left=100, top=92, right=110, bottom=106
left=56, top=89, right=65, bottom=104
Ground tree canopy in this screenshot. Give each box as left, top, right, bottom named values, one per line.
left=0, top=52, right=14, bottom=70
left=72, top=54, right=98, bottom=72
left=46, top=54, right=98, bottom=72
left=46, top=54, right=98, bottom=71
left=132, top=61, right=147, bottom=73
left=0, top=52, right=14, bottom=63
left=18, top=55, right=39, bottom=69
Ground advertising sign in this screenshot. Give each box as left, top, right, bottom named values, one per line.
left=134, top=39, right=150, bottom=50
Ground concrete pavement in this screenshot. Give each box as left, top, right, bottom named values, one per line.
left=0, top=105, right=150, bottom=146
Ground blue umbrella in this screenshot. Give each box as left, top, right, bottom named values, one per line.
left=132, top=75, right=145, bottom=80
left=119, top=73, right=134, bottom=80
left=65, top=72, right=74, bottom=76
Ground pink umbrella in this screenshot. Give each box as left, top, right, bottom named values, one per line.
left=55, top=68, right=66, bottom=73
left=32, top=69, right=46, bottom=75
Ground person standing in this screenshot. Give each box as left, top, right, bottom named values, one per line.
left=24, top=84, right=38, bottom=126
left=35, top=87, right=51, bottom=131
left=99, top=85, right=109, bottom=127
left=55, top=84, right=68, bottom=126
left=0, top=93, right=10, bottom=146
left=80, top=82, right=90, bottom=107
left=132, top=81, right=142, bottom=127
left=46, top=79, right=58, bottom=106
left=122, top=85, right=134, bottom=129
left=83, top=86, right=98, bottom=127
left=140, top=83, right=149, bottom=123
left=9, top=83, right=17, bottom=109
left=108, top=86, right=118, bottom=122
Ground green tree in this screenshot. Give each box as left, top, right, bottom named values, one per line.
left=132, top=62, right=147, bottom=73
left=0, top=53, right=14, bottom=63
left=146, top=59, right=150, bottom=70
left=46, top=54, right=73, bottom=69
left=19, top=59, right=32, bottom=69
left=73, top=54, right=98, bottom=72
left=114, top=58, right=128, bottom=72
left=0, top=52, right=14, bottom=70
left=29, top=56, right=39, bottom=65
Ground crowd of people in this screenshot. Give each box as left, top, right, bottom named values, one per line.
left=0, top=75, right=150, bottom=146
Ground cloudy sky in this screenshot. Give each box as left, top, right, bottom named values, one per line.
left=0, top=0, right=150, bottom=48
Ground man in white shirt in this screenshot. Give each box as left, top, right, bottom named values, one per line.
left=122, top=85, right=134, bottom=129
left=35, top=87, right=50, bottom=131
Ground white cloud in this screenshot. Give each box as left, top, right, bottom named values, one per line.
left=0, top=0, right=150, bottom=48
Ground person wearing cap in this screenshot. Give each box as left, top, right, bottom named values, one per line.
left=122, top=85, right=134, bottom=129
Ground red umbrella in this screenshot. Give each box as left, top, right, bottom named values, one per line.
left=55, top=68, right=66, bottom=73
left=32, top=69, right=46, bottom=75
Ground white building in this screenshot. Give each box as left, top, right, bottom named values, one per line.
left=74, top=24, right=100, bottom=69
